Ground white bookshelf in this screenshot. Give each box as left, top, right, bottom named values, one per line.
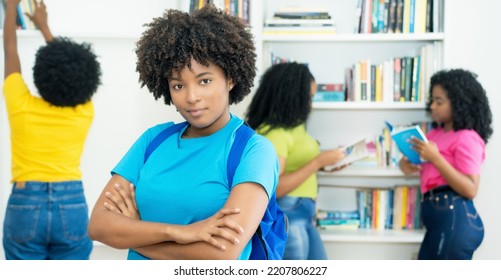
left=259, top=0, right=445, bottom=259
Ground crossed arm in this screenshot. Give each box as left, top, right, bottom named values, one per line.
left=88, top=174, right=269, bottom=259
left=4, top=0, right=53, bottom=78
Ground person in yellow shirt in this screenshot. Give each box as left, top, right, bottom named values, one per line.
left=245, top=62, right=346, bottom=260
left=2, top=0, right=101, bottom=259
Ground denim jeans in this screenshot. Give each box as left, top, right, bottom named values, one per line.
left=277, top=196, right=327, bottom=260
left=3, top=181, right=93, bottom=260
left=418, top=186, right=484, bottom=260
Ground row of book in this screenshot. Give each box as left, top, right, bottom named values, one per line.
left=270, top=42, right=439, bottom=104
left=355, top=0, right=443, bottom=34
left=344, top=43, right=438, bottom=103
left=186, top=0, right=250, bottom=24
left=317, top=185, right=423, bottom=231
left=263, top=6, right=336, bottom=35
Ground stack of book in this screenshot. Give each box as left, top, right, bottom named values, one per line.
left=316, top=209, right=361, bottom=230
left=312, top=83, right=345, bottom=102
left=264, top=6, right=336, bottom=35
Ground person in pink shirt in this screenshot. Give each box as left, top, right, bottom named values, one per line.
left=399, top=69, right=492, bottom=260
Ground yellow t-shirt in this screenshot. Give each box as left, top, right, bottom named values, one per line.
left=2, top=73, right=94, bottom=182
left=257, top=124, right=319, bottom=199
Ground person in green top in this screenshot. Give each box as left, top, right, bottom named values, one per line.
left=245, top=62, right=346, bottom=260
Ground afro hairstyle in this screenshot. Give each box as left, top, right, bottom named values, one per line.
left=33, top=37, right=101, bottom=107
left=427, top=69, right=493, bottom=143
left=135, top=4, right=256, bottom=106
left=245, top=62, right=315, bottom=132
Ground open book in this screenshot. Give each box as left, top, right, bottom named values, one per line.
left=385, top=121, right=429, bottom=164
left=323, top=139, right=369, bottom=172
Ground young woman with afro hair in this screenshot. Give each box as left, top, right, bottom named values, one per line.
left=2, top=0, right=101, bottom=259
left=399, top=69, right=493, bottom=259
left=245, top=62, right=347, bottom=260
left=88, top=4, right=279, bottom=260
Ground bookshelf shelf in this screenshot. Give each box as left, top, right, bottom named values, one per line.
left=312, top=102, right=426, bottom=110
left=320, top=229, right=425, bottom=243
left=319, top=166, right=417, bottom=178
left=263, top=33, right=445, bottom=43
left=318, top=166, right=420, bottom=188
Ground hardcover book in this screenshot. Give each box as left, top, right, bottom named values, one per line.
left=385, top=121, right=428, bottom=164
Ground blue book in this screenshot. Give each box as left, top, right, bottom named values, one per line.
left=385, top=121, right=428, bottom=164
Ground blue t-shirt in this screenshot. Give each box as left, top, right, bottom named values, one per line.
left=112, top=114, right=279, bottom=260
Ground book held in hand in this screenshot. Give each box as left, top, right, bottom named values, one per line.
left=385, top=121, right=429, bottom=164
left=323, top=139, right=369, bottom=172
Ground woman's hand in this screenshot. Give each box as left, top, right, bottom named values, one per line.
left=399, top=156, right=421, bottom=175
left=103, top=182, right=140, bottom=220
left=410, top=137, right=441, bottom=164
left=317, top=148, right=346, bottom=168
left=24, top=0, right=48, bottom=29
left=172, top=208, right=244, bottom=250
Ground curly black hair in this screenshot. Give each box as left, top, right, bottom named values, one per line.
left=135, top=4, right=256, bottom=106
left=427, top=69, right=493, bottom=143
left=245, top=62, right=314, bottom=133
left=33, top=37, right=101, bottom=107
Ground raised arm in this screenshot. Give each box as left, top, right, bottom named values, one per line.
left=4, top=0, right=22, bottom=78
left=132, top=182, right=269, bottom=259
left=25, top=0, right=53, bottom=42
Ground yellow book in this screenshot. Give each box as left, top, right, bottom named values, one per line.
left=403, top=0, right=411, bottom=33
left=401, top=186, right=408, bottom=228
left=375, top=64, right=383, bottom=102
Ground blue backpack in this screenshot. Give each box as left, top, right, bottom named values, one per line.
left=143, top=121, right=287, bottom=260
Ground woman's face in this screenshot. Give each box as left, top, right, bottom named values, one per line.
left=169, top=58, right=233, bottom=136
left=430, top=84, right=453, bottom=126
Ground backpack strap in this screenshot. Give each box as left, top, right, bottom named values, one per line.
left=226, top=123, right=255, bottom=187
left=144, top=121, right=188, bottom=163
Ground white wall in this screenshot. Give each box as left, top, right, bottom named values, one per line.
left=443, top=0, right=501, bottom=260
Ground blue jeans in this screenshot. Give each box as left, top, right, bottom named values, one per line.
left=277, top=196, right=327, bottom=260
left=418, top=186, right=484, bottom=260
left=3, top=181, right=93, bottom=260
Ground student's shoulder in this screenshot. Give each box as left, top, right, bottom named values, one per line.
left=3, top=72, right=26, bottom=94
left=141, top=121, right=177, bottom=139
left=456, top=129, right=485, bottom=146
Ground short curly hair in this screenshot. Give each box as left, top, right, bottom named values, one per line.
left=245, top=62, right=314, bottom=132
left=135, top=4, right=256, bottom=105
left=33, top=37, right=101, bottom=107
left=427, top=69, right=493, bottom=143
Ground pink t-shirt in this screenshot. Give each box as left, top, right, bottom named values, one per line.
left=420, top=128, right=485, bottom=193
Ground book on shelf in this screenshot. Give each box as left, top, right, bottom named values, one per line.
left=264, top=18, right=336, bottom=27
left=323, top=139, right=370, bottom=171
left=273, top=6, right=332, bottom=20
left=317, top=209, right=360, bottom=220
left=263, top=26, right=336, bottom=35
left=313, top=83, right=345, bottom=102
left=385, top=121, right=428, bottom=164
